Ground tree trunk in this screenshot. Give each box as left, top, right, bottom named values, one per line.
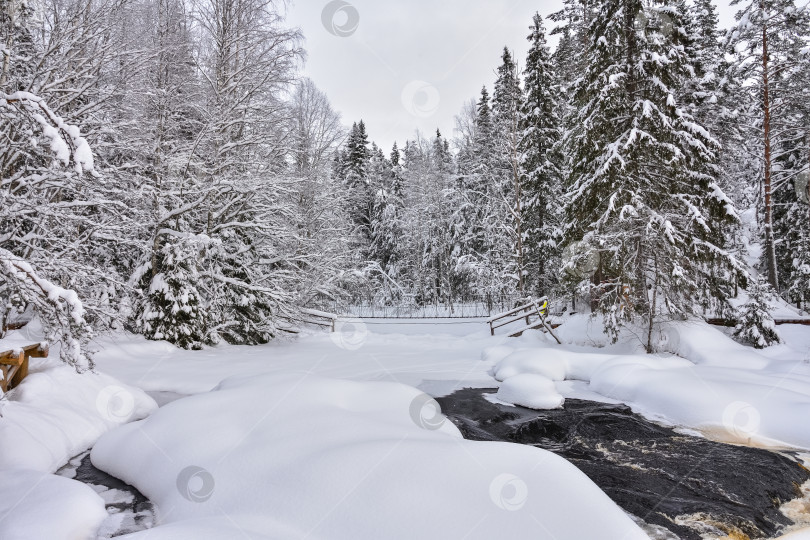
left=513, top=110, right=524, bottom=296
left=762, top=10, right=779, bottom=290
left=646, top=256, right=659, bottom=354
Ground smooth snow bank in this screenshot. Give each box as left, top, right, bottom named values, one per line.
left=0, top=360, right=156, bottom=472
left=496, top=374, right=564, bottom=409
left=92, top=373, right=647, bottom=540
left=487, top=320, right=810, bottom=449
left=0, top=469, right=106, bottom=540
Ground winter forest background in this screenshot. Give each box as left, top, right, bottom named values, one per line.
left=1, top=0, right=808, bottom=367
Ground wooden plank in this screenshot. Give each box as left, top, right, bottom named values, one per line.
left=0, top=349, right=24, bottom=367
left=301, top=319, right=334, bottom=328
left=0, top=343, right=46, bottom=392
left=773, top=319, right=810, bottom=326
left=491, top=310, right=539, bottom=331
left=486, top=302, right=535, bottom=323
left=301, top=308, right=337, bottom=321
left=23, top=343, right=48, bottom=358
left=507, top=319, right=547, bottom=338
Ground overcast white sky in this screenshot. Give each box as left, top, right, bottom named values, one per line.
left=286, top=0, right=738, bottom=153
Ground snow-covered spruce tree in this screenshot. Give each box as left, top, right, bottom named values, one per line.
left=734, top=277, right=782, bottom=348
left=727, top=0, right=810, bottom=291
left=550, top=0, right=596, bottom=96
left=396, top=131, right=455, bottom=303
left=342, top=120, right=373, bottom=240
left=366, top=142, right=401, bottom=299
left=128, top=0, right=208, bottom=344
left=520, top=13, right=564, bottom=298
left=135, top=232, right=207, bottom=349
left=563, top=0, right=741, bottom=350
left=491, top=48, right=527, bottom=296
left=691, top=0, right=721, bottom=70
left=453, top=84, right=520, bottom=300
left=194, top=0, right=303, bottom=344
left=453, top=87, right=497, bottom=297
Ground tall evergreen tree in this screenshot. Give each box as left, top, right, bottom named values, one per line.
left=563, top=0, right=740, bottom=348
left=342, top=120, right=373, bottom=239
left=520, top=13, right=564, bottom=297
left=491, top=50, right=526, bottom=294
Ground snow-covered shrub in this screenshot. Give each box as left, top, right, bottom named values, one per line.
left=134, top=235, right=208, bottom=350
left=733, top=278, right=782, bottom=349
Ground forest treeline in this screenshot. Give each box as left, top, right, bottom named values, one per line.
left=1, top=0, right=808, bottom=363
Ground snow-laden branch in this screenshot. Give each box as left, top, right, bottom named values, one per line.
left=1, top=91, right=97, bottom=176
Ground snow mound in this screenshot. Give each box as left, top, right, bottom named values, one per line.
left=481, top=344, right=515, bottom=365
left=491, top=346, right=620, bottom=382
left=492, top=348, right=568, bottom=381
left=91, top=373, right=647, bottom=539
left=496, top=374, right=564, bottom=409
left=0, top=361, right=157, bottom=472
left=670, top=321, right=771, bottom=369
left=0, top=469, right=106, bottom=540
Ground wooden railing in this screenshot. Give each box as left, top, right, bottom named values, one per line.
left=300, top=308, right=337, bottom=332
left=0, top=342, right=48, bottom=393
left=487, top=297, right=561, bottom=343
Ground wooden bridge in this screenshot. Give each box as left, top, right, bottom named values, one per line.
left=486, top=297, right=562, bottom=342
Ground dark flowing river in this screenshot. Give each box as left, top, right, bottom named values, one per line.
left=437, top=388, right=810, bottom=540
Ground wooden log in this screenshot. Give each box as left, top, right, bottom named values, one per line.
left=9, top=356, right=27, bottom=389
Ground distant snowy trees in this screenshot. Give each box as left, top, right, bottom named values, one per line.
left=336, top=1, right=806, bottom=349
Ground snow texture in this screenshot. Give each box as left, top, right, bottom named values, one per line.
left=91, top=372, right=647, bottom=539
left=0, top=469, right=107, bottom=540
left=0, top=359, right=157, bottom=472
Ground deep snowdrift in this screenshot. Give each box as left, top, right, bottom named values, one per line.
left=0, top=469, right=107, bottom=540
left=91, top=372, right=647, bottom=539
left=0, top=360, right=156, bottom=472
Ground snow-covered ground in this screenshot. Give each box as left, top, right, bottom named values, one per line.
left=1, top=315, right=809, bottom=539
